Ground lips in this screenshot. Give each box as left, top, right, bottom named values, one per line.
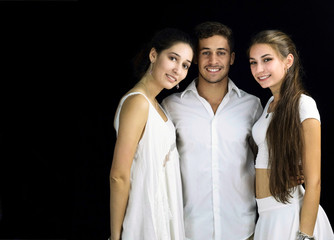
left=257, top=74, right=271, bottom=81
left=206, top=67, right=221, bottom=73
left=166, top=74, right=177, bottom=83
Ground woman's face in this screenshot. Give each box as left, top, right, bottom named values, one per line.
left=150, top=42, right=193, bottom=89
left=249, top=43, right=290, bottom=93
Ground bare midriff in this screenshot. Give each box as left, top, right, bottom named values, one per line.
left=256, top=169, right=272, bottom=199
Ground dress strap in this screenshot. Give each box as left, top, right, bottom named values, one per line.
left=114, top=92, right=151, bottom=134
left=121, top=91, right=150, bottom=105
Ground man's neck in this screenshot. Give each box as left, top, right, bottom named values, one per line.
left=196, top=76, right=229, bottom=113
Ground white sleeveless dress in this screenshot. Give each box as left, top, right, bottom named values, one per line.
left=114, top=92, right=186, bottom=240
left=252, top=94, right=334, bottom=240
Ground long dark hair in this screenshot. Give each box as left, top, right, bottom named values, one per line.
left=249, top=30, right=306, bottom=203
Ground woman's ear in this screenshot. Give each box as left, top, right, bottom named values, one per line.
left=286, top=53, right=294, bottom=69
left=149, top=48, right=157, bottom=63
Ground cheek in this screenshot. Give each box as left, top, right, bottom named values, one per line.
left=156, top=58, right=169, bottom=70
left=180, top=70, right=188, bottom=81
left=271, top=64, right=285, bottom=79
left=250, top=66, right=257, bottom=77
left=197, top=56, right=206, bottom=65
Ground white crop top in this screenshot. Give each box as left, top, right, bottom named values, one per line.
left=252, top=94, right=321, bottom=169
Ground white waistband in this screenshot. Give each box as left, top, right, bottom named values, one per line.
left=256, top=185, right=304, bottom=213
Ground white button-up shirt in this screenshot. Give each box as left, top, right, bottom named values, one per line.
left=162, top=78, right=263, bottom=240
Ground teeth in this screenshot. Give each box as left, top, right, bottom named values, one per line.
left=207, top=68, right=220, bottom=72
left=167, top=74, right=176, bottom=81
left=259, top=75, right=270, bottom=80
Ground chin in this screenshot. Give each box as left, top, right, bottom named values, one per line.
left=205, top=77, right=225, bottom=84
left=165, top=84, right=175, bottom=90
left=259, top=83, right=271, bottom=89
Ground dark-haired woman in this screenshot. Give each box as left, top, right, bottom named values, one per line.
left=109, top=28, right=194, bottom=240
left=248, top=30, right=334, bottom=240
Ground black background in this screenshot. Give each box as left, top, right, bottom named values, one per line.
left=0, top=0, right=333, bottom=239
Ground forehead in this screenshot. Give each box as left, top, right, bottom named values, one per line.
left=198, top=35, right=230, bottom=51
left=249, top=43, right=277, bottom=57
left=161, top=42, right=193, bottom=61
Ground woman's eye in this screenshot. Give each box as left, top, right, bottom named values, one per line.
left=183, top=64, right=190, bottom=70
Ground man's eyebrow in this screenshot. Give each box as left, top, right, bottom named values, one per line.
left=199, top=47, right=229, bottom=52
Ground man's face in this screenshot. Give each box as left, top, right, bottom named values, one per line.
left=197, top=35, right=235, bottom=84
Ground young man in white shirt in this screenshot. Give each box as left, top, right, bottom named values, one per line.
left=162, top=22, right=263, bottom=240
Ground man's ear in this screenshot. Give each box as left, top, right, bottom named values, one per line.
left=230, top=52, right=235, bottom=66
left=192, top=52, right=198, bottom=65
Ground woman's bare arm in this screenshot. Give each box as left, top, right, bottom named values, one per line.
left=299, top=118, right=321, bottom=236
left=109, top=95, right=149, bottom=240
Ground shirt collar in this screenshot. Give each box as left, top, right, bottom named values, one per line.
left=181, top=77, right=242, bottom=98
